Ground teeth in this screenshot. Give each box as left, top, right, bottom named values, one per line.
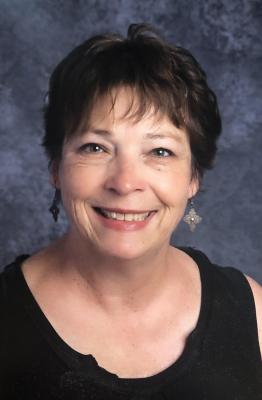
left=116, top=212, right=125, bottom=221
left=101, top=209, right=150, bottom=221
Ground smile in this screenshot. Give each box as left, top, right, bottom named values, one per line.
left=93, top=207, right=155, bottom=221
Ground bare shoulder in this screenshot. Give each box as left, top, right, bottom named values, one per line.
left=244, top=274, right=262, bottom=357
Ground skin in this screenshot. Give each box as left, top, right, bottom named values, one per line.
left=52, top=86, right=262, bottom=355
left=22, top=86, right=261, bottom=374
left=51, top=87, right=199, bottom=311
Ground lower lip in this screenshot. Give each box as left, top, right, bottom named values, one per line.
left=94, top=210, right=157, bottom=231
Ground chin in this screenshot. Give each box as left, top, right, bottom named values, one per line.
left=95, top=240, right=152, bottom=261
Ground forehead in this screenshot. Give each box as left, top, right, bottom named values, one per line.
left=85, top=87, right=187, bottom=139
left=90, top=87, right=153, bottom=123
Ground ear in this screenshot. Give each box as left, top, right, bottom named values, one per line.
left=49, top=161, right=60, bottom=189
left=188, top=177, right=199, bottom=199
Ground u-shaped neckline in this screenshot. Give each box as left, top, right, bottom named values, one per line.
left=10, top=247, right=212, bottom=394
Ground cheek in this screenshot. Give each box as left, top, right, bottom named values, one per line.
left=154, top=168, right=192, bottom=206
left=59, top=164, right=103, bottom=200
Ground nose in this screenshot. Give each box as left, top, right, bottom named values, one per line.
left=104, top=157, right=147, bottom=195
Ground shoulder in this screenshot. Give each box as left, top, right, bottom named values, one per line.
left=0, top=255, right=30, bottom=296
left=244, top=275, right=262, bottom=358
left=0, top=256, right=29, bottom=328
left=181, top=247, right=262, bottom=357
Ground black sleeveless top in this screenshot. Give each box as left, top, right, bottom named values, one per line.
left=0, top=247, right=261, bottom=399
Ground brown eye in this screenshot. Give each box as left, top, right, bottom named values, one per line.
left=151, top=148, right=174, bottom=157
left=80, top=143, right=104, bottom=153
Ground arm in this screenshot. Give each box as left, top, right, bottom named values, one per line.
left=245, top=275, right=262, bottom=358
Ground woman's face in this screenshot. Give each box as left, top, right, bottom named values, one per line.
left=55, top=88, right=198, bottom=260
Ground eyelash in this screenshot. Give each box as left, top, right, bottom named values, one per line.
left=80, top=143, right=105, bottom=153
left=79, top=143, right=175, bottom=157
left=151, top=148, right=174, bottom=157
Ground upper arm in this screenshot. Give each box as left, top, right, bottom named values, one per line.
left=245, top=274, right=262, bottom=358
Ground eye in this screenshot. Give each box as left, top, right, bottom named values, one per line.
left=151, top=148, right=174, bottom=157
left=79, top=143, right=105, bottom=153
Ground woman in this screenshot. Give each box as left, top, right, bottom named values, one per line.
left=1, top=24, right=261, bottom=399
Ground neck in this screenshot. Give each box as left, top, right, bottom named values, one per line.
left=53, top=230, right=174, bottom=315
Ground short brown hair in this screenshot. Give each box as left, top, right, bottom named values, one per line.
left=42, top=23, right=221, bottom=182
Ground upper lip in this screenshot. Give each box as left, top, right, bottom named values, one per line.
left=94, top=207, right=156, bottom=214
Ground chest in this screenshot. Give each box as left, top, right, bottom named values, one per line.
left=35, top=292, right=200, bottom=378
left=21, top=254, right=201, bottom=379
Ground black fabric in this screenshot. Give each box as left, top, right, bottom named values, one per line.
left=0, top=247, right=261, bottom=399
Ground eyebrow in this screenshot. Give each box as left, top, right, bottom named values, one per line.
left=144, top=132, right=183, bottom=142
left=87, top=128, right=111, bottom=136
left=86, top=128, right=183, bottom=143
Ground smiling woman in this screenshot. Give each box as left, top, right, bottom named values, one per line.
left=0, top=23, right=261, bottom=399
left=56, top=87, right=197, bottom=260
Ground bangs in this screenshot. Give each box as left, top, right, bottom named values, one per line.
left=43, top=23, right=221, bottom=182
left=73, top=85, right=184, bottom=138
left=62, top=40, right=186, bottom=139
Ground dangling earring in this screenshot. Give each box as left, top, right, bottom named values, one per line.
left=49, top=188, right=61, bottom=222
left=183, top=198, right=202, bottom=232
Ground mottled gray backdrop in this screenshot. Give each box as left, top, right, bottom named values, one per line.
left=0, top=0, right=261, bottom=282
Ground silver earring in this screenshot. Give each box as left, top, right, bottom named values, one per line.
left=49, top=189, right=61, bottom=222
left=183, top=198, right=202, bottom=232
